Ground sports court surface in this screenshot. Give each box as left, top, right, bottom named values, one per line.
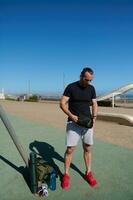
left=0, top=111, right=133, bottom=200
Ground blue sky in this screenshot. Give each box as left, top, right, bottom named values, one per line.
left=0, top=0, right=133, bottom=95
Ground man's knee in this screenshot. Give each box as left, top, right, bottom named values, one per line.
left=83, top=143, right=91, bottom=153
left=66, top=146, right=75, bottom=155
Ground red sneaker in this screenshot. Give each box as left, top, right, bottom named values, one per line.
left=61, top=173, right=70, bottom=189
left=85, top=171, right=97, bottom=187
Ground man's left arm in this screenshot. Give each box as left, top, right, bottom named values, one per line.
left=91, top=98, right=98, bottom=126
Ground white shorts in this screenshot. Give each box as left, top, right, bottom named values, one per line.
left=66, top=121, right=93, bottom=147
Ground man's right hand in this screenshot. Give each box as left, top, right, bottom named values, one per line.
left=69, top=114, right=78, bottom=123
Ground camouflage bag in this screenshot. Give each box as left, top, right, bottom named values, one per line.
left=36, top=157, right=53, bottom=182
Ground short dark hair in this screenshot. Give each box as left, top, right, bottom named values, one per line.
left=81, top=67, right=94, bottom=76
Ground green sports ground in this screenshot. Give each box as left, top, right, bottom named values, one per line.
left=0, top=114, right=133, bottom=200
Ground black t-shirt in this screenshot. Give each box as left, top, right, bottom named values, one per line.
left=63, top=81, right=96, bottom=120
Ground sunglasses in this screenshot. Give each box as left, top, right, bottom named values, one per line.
left=83, top=77, right=91, bottom=82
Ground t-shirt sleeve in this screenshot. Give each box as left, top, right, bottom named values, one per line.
left=91, top=86, right=96, bottom=99
left=63, top=84, right=71, bottom=97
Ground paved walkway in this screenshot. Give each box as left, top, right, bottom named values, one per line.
left=0, top=114, right=133, bottom=200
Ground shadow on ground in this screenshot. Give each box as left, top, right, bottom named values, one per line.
left=0, top=141, right=85, bottom=194
left=0, top=155, right=30, bottom=190
left=29, top=140, right=85, bottom=182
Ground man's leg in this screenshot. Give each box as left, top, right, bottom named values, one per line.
left=82, top=128, right=97, bottom=187
left=61, top=146, right=75, bottom=189
left=82, top=128, right=93, bottom=173
left=61, top=121, right=80, bottom=189
left=64, top=146, right=75, bottom=174
left=83, top=143, right=97, bottom=187
left=83, top=143, right=91, bottom=173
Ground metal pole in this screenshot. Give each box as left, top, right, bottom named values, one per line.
left=112, top=93, right=114, bottom=108
left=28, top=80, right=30, bottom=97
left=0, top=105, right=29, bottom=167
left=63, top=73, right=65, bottom=90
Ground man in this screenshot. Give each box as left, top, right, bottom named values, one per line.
left=60, top=67, right=98, bottom=189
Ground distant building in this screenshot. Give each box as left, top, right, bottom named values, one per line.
left=17, top=94, right=27, bottom=101
left=6, top=94, right=18, bottom=100
left=0, top=88, right=5, bottom=100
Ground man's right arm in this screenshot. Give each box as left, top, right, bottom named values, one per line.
left=60, top=95, right=78, bottom=122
